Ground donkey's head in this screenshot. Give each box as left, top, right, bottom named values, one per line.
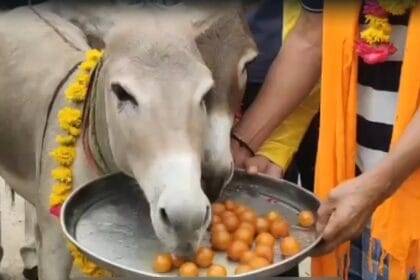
left=58, top=0, right=257, bottom=256
left=98, top=23, right=213, bottom=256
left=193, top=5, right=258, bottom=201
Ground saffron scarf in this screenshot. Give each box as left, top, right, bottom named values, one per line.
left=312, top=1, right=420, bottom=279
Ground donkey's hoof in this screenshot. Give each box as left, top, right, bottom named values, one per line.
left=22, top=266, right=38, bottom=280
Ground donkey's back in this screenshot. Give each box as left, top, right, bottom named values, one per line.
left=0, top=6, right=88, bottom=200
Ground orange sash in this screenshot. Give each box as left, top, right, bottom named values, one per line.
left=312, top=1, right=420, bottom=279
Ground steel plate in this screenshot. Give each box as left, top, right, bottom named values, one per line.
left=62, top=170, right=322, bottom=278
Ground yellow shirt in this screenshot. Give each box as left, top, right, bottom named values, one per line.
left=256, top=0, right=320, bottom=170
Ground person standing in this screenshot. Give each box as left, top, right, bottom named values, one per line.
left=234, top=0, right=322, bottom=184
left=237, top=0, right=322, bottom=276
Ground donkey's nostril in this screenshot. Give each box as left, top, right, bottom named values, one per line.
left=160, top=208, right=171, bottom=227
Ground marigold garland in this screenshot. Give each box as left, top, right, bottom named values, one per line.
left=58, top=107, right=82, bottom=136
left=357, top=0, right=415, bottom=64
left=49, top=49, right=111, bottom=277
left=56, top=135, right=76, bottom=146
left=378, top=0, right=416, bottom=15
left=68, top=244, right=113, bottom=278
left=50, top=146, right=76, bottom=166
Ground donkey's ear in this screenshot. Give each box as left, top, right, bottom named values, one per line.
left=51, top=1, right=112, bottom=49
left=67, top=17, right=109, bottom=49
left=191, top=17, right=216, bottom=37
left=193, top=5, right=257, bottom=107
left=185, top=1, right=242, bottom=37
left=83, top=30, right=106, bottom=49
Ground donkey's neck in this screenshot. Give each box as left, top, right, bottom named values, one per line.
left=84, top=62, right=119, bottom=175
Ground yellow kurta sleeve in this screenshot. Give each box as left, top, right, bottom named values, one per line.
left=257, top=89, right=320, bottom=169
left=256, top=0, right=320, bottom=170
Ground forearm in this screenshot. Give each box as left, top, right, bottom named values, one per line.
left=369, top=110, right=420, bottom=201
left=234, top=10, right=322, bottom=151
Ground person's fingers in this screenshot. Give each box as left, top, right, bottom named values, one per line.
left=312, top=236, right=344, bottom=256
left=247, top=165, right=258, bottom=175
left=245, top=156, right=268, bottom=175
left=315, top=208, right=354, bottom=255
left=313, top=205, right=373, bottom=256
left=234, top=153, right=246, bottom=168
left=311, top=240, right=333, bottom=256
left=232, top=148, right=248, bottom=168
left=265, top=164, right=283, bottom=178
left=316, top=200, right=334, bottom=233
left=312, top=216, right=350, bottom=256
left=231, top=140, right=255, bottom=169
left=322, top=210, right=348, bottom=243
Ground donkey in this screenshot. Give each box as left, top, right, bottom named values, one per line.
left=0, top=2, right=257, bottom=279
left=49, top=0, right=258, bottom=202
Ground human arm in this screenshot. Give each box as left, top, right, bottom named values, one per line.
left=232, top=8, right=322, bottom=153
left=244, top=87, right=320, bottom=177
left=314, top=110, right=420, bottom=255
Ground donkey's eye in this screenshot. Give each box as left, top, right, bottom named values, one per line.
left=200, top=96, right=206, bottom=109
left=111, top=83, right=138, bottom=107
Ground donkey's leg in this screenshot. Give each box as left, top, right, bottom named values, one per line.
left=21, top=202, right=38, bottom=280
left=20, top=243, right=38, bottom=280
left=0, top=178, right=4, bottom=265
left=0, top=210, right=2, bottom=266
left=37, top=209, right=72, bottom=280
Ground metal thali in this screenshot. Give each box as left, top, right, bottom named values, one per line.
left=61, top=170, right=322, bottom=278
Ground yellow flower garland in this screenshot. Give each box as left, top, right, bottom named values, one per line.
left=361, top=15, right=392, bottom=44
left=49, top=49, right=112, bottom=278
left=358, top=0, right=415, bottom=64
left=379, top=0, right=416, bottom=15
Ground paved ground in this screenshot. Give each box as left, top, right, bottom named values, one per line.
left=0, top=178, right=311, bottom=279
left=0, top=178, right=26, bottom=279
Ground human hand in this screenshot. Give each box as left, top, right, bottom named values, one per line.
left=244, top=155, right=284, bottom=178
left=312, top=170, right=391, bottom=256
left=231, top=137, right=253, bottom=168
left=231, top=136, right=283, bottom=178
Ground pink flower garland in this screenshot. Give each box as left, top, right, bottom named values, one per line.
left=356, top=40, right=397, bottom=65
left=363, top=0, right=388, bottom=17
left=357, top=0, right=397, bottom=64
